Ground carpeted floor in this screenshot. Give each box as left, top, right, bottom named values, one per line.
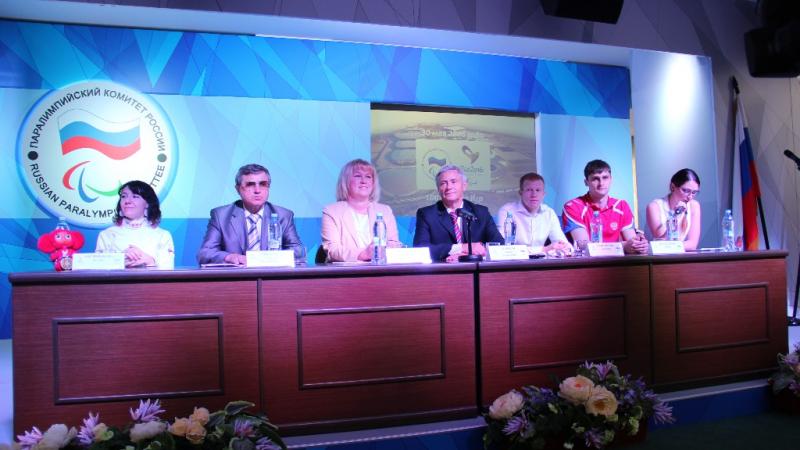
left=625, top=413, right=800, bottom=450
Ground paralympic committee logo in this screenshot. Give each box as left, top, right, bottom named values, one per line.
left=17, top=80, right=177, bottom=227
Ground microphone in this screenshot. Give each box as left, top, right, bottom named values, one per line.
left=456, top=208, right=477, bottom=221
left=673, top=200, right=687, bottom=215
left=455, top=207, right=482, bottom=262
left=784, top=149, right=800, bottom=167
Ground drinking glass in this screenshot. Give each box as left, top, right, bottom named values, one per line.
left=575, top=240, right=589, bottom=257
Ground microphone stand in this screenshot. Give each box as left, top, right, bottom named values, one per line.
left=458, top=215, right=483, bottom=262
left=788, top=149, right=800, bottom=326
left=791, top=249, right=800, bottom=326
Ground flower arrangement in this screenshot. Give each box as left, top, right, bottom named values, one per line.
left=769, top=342, right=800, bottom=397
left=483, top=361, right=675, bottom=450
left=15, top=399, right=286, bottom=450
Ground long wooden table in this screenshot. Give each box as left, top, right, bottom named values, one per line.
left=10, top=251, right=788, bottom=434
left=478, top=251, right=788, bottom=403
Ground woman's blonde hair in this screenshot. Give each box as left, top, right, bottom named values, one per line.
left=336, top=159, right=380, bottom=202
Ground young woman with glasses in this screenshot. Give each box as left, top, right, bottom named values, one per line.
left=646, top=168, right=702, bottom=250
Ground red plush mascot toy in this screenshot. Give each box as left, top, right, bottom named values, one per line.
left=37, top=227, right=85, bottom=271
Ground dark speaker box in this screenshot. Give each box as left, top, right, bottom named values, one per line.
left=745, top=26, right=800, bottom=77
left=540, top=0, right=624, bottom=24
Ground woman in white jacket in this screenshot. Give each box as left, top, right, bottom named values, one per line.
left=96, top=180, right=174, bottom=269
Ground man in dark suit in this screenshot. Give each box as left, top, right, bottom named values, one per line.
left=413, top=164, right=503, bottom=262
left=197, top=163, right=304, bottom=265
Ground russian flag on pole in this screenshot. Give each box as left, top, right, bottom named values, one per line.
left=731, top=94, right=762, bottom=250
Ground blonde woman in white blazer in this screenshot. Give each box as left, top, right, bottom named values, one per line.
left=321, top=159, right=401, bottom=262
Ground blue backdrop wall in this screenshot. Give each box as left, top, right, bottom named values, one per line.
left=0, top=19, right=632, bottom=339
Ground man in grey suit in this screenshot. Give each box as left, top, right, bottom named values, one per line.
left=197, top=163, right=304, bottom=265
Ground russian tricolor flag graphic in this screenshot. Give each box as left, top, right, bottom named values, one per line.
left=732, top=95, right=763, bottom=251
left=58, top=109, right=141, bottom=160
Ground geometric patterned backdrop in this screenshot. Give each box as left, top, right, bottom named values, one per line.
left=0, top=19, right=631, bottom=117
left=0, top=17, right=633, bottom=339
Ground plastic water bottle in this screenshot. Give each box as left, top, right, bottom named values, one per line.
left=721, top=209, right=736, bottom=251
left=590, top=211, right=603, bottom=243
left=666, top=211, right=679, bottom=241
left=268, top=213, right=281, bottom=250
left=503, top=211, right=516, bottom=245
left=373, top=212, right=387, bottom=264
left=56, top=216, right=70, bottom=230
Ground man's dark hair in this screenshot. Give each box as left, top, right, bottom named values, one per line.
left=583, top=159, right=611, bottom=179
left=235, top=164, right=270, bottom=186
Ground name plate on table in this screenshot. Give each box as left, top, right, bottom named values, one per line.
left=386, top=247, right=432, bottom=264
left=246, top=250, right=295, bottom=268
left=587, top=242, right=625, bottom=257
left=650, top=240, right=685, bottom=255
left=487, top=244, right=529, bottom=261
left=72, top=252, right=125, bottom=270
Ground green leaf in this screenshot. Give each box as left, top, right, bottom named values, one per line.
left=228, top=437, right=255, bottom=450
left=629, top=405, right=643, bottom=420
left=259, top=419, right=280, bottom=432
left=603, top=429, right=615, bottom=443
left=627, top=417, right=640, bottom=435
left=141, top=432, right=175, bottom=450
left=142, top=440, right=162, bottom=450
left=96, top=428, right=115, bottom=442
left=87, top=427, right=130, bottom=450
left=207, top=425, right=225, bottom=441
left=259, top=427, right=288, bottom=450
left=225, top=401, right=255, bottom=416
left=207, top=411, right=226, bottom=428
left=772, top=374, right=794, bottom=393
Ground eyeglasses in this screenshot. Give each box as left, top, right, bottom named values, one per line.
left=242, top=181, right=270, bottom=191
left=679, top=187, right=699, bottom=196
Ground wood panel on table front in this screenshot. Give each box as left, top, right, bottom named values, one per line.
left=54, top=315, right=224, bottom=402
left=651, top=258, right=787, bottom=386
left=297, top=305, right=445, bottom=388
left=13, top=280, right=258, bottom=434
left=261, top=273, right=476, bottom=431
left=479, top=265, right=651, bottom=405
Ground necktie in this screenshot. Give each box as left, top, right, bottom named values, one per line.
left=247, top=214, right=261, bottom=250
left=450, top=211, right=462, bottom=243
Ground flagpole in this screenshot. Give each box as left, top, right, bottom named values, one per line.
left=756, top=198, right=770, bottom=249
left=731, top=77, right=771, bottom=249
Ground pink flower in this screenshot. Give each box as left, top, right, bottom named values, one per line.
left=16, top=427, right=43, bottom=450
left=76, top=412, right=100, bottom=446
left=38, top=424, right=78, bottom=449
left=129, top=399, right=165, bottom=423
left=558, top=375, right=595, bottom=405
left=233, top=419, right=256, bottom=438
left=189, top=407, right=210, bottom=426
left=585, top=386, right=618, bottom=417
left=488, top=390, right=524, bottom=419
left=256, top=437, right=282, bottom=450
left=129, top=421, right=166, bottom=442
left=168, top=418, right=191, bottom=437
left=184, top=420, right=206, bottom=445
